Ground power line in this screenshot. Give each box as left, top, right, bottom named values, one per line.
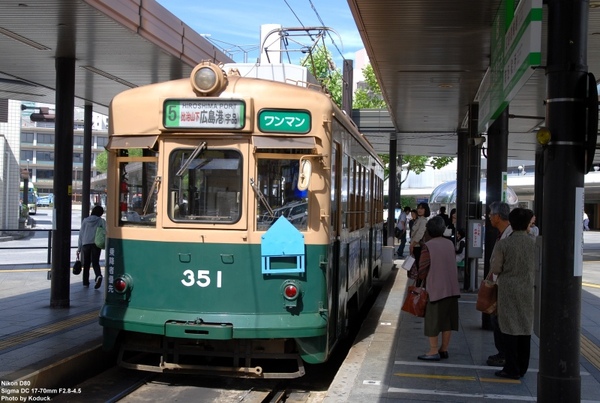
left=307, top=0, right=345, bottom=61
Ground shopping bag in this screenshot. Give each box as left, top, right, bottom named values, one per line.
left=95, top=225, right=106, bottom=249
left=401, top=285, right=428, bottom=317
left=476, top=272, right=497, bottom=314
left=72, top=259, right=82, bottom=275
left=401, top=255, right=415, bottom=271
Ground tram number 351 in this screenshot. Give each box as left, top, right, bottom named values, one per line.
left=181, top=269, right=223, bottom=288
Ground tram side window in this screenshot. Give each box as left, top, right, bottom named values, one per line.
left=256, top=158, right=308, bottom=231
left=168, top=148, right=242, bottom=223
left=119, top=154, right=158, bottom=227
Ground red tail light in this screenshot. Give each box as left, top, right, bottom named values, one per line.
left=284, top=284, right=298, bottom=299
left=114, top=277, right=127, bottom=293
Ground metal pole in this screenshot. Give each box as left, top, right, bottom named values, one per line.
left=81, top=104, right=92, bottom=219
left=538, top=0, right=587, bottom=400
left=50, top=57, right=75, bottom=308
left=387, top=137, right=397, bottom=247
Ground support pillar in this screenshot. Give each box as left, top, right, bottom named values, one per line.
left=464, top=103, right=482, bottom=292
left=50, top=57, right=75, bottom=308
left=538, top=0, right=587, bottom=400
left=483, top=106, right=509, bottom=328
left=81, top=104, right=92, bottom=219
left=387, top=137, right=397, bottom=247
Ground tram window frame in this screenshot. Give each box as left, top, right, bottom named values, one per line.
left=168, top=148, right=243, bottom=224
left=255, top=155, right=309, bottom=232
left=116, top=152, right=159, bottom=227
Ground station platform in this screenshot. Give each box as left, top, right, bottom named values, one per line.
left=2, top=255, right=600, bottom=402
left=324, top=257, right=600, bottom=402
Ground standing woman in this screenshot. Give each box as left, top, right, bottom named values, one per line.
left=409, top=202, right=431, bottom=273
left=490, top=208, right=535, bottom=379
left=445, top=208, right=457, bottom=242
left=415, top=216, right=461, bottom=360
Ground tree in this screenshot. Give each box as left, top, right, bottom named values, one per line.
left=95, top=149, right=143, bottom=174
left=95, top=150, right=108, bottom=173
left=353, top=64, right=386, bottom=109
left=300, top=46, right=343, bottom=107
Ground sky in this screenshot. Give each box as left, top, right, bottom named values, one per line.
left=156, top=0, right=364, bottom=68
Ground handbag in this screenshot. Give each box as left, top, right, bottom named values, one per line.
left=476, top=271, right=497, bottom=314
left=401, top=283, right=428, bottom=317
left=72, top=259, right=82, bottom=275
left=443, top=227, right=453, bottom=237
left=401, top=255, right=415, bottom=271
left=95, top=224, right=106, bottom=249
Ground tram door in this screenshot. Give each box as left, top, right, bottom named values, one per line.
left=328, top=144, right=343, bottom=345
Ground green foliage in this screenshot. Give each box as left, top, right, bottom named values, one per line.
left=95, top=149, right=143, bottom=174
left=353, top=64, right=386, bottom=109
left=380, top=154, right=454, bottom=185
left=95, top=150, right=108, bottom=173
left=301, top=46, right=343, bottom=107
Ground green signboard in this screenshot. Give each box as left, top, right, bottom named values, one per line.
left=258, top=109, right=311, bottom=134
left=478, top=0, right=542, bottom=133
left=163, top=99, right=245, bottom=130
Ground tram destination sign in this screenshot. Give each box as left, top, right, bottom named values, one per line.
left=163, top=99, right=245, bottom=130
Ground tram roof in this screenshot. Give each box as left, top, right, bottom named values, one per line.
left=2, top=1, right=600, bottom=162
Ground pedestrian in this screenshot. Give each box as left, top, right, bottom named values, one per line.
left=486, top=201, right=513, bottom=367
left=455, top=228, right=466, bottom=265
left=408, top=208, right=417, bottom=238
left=490, top=208, right=536, bottom=379
left=415, top=216, right=461, bottom=361
left=528, top=213, right=539, bottom=238
left=396, top=206, right=411, bottom=257
left=444, top=208, right=457, bottom=242
left=77, top=205, right=105, bottom=289
left=409, top=202, right=431, bottom=282
left=438, top=206, right=450, bottom=227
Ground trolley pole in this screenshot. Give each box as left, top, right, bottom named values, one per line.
left=538, top=0, right=588, bottom=400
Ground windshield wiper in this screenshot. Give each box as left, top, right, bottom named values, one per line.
left=176, top=141, right=207, bottom=177
left=250, top=178, right=274, bottom=217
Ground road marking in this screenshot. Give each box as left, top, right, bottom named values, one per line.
left=582, top=334, right=600, bottom=371
left=583, top=282, right=600, bottom=289
left=0, top=310, right=98, bottom=351
left=0, top=268, right=50, bottom=273
left=394, top=361, right=591, bottom=376
left=387, top=387, right=536, bottom=401
left=395, top=372, right=476, bottom=381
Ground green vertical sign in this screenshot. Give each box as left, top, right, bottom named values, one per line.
left=478, top=0, right=542, bottom=133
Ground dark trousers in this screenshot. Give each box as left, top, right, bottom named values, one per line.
left=81, top=243, right=102, bottom=285
left=502, top=333, right=531, bottom=377
left=413, top=246, right=423, bottom=286
left=491, top=314, right=505, bottom=357
left=397, top=230, right=407, bottom=255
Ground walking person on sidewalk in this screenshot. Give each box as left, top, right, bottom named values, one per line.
left=77, top=205, right=105, bottom=289
left=490, top=208, right=536, bottom=379
left=415, top=216, right=461, bottom=361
